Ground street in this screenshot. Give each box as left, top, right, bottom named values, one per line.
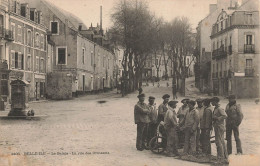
left=0, top=78, right=260, bottom=166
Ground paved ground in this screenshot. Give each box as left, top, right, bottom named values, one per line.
left=0, top=77, right=259, bottom=166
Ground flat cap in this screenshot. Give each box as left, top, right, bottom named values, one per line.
left=188, top=100, right=196, bottom=106
left=196, top=98, right=203, bottom=102
left=211, top=97, right=220, bottom=102
left=181, top=98, right=190, bottom=103
left=162, top=94, right=170, bottom=99
left=168, top=100, right=178, bottom=106
left=149, top=96, right=155, bottom=100
left=137, top=93, right=145, bottom=98
left=227, top=95, right=236, bottom=99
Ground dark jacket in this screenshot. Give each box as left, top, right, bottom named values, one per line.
left=200, top=106, right=213, bottom=130
left=184, top=108, right=199, bottom=131
left=225, top=103, right=243, bottom=126
left=157, top=103, right=168, bottom=123
left=134, top=102, right=150, bottom=124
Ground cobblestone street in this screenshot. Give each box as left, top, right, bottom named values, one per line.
left=0, top=78, right=260, bottom=166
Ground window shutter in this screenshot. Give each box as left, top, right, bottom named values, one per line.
left=11, top=52, right=15, bottom=68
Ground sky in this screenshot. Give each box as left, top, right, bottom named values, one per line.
left=46, top=0, right=219, bottom=31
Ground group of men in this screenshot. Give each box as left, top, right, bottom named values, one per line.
left=134, top=93, right=243, bottom=163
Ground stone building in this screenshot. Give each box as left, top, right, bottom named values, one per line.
left=22, top=0, right=116, bottom=99
left=0, top=0, right=47, bottom=102
left=210, top=9, right=259, bottom=98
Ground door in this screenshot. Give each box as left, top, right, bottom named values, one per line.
left=35, top=82, right=40, bottom=100
left=0, top=15, right=3, bottom=36
left=82, top=75, right=85, bottom=91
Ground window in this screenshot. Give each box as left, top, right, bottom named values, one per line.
left=221, top=21, right=223, bottom=30
left=40, top=34, right=44, bottom=49
left=213, top=42, right=215, bottom=50
left=11, top=51, right=15, bottom=68
left=1, top=74, right=8, bottom=96
left=119, top=60, right=121, bottom=66
left=21, top=54, right=24, bottom=70
left=217, top=41, right=219, bottom=48
left=155, top=59, right=159, bottom=66
left=57, top=47, right=67, bottom=65
left=82, top=48, right=85, bottom=64
left=246, top=35, right=252, bottom=45
left=27, top=30, right=32, bottom=46
left=51, top=21, right=58, bottom=34
left=36, top=56, right=39, bottom=72
left=246, top=59, right=252, bottom=68
left=27, top=55, right=31, bottom=71
left=91, top=52, right=94, bottom=66
left=11, top=23, right=15, bottom=41
left=246, top=14, right=252, bottom=24
left=15, top=52, right=18, bottom=69
left=230, top=36, right=232, bottom=46
left=35, top=33, right=39, bottom=47
left=17, top=25, right=22, bottom=43
left=108, top=59, right=110, bottom=69
left=40, top=59, right=44, bottom=73
left=103, top=56, right=105, bottom=67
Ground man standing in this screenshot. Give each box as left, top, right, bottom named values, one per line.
left=164, top=100, right=179, bottom=157
left=211, top=97, right=228, bottom=163
left=225, top=95, right=243, bottom=155
left=183, top=100, right=199, bottom=155
left=200, top=98, right=213, bottom=155
left=147, top=96, right=157, bottom=144
left=134, top=93, right=150, bottom=151
left=157, top=94, right=170, bottom=123
left=196, top=98, right=204, bottom=152
left=177, top=98, right=190, bottom=147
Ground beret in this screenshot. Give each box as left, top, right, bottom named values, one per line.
left=149, top=96, right=155, bottom=100
left=181, top=98, right=190, bottom=103
left=168, top=100, right=178, bottom=105
left=137, top=93, right=145, bottom=98
left=211, top=97, right=220, bottom=102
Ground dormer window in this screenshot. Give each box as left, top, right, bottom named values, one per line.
left=51, top=21, right=59, bottom=35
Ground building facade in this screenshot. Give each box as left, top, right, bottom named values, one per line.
left=0, top=0, right=48, bottom=102
left=23, top=0, right=116, bottom=99
left=211, top=9, right=259, bottom=98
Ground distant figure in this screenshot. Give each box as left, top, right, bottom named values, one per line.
left=138, top=87, right=143, bottom=95
left=157, top=82, right=160, bottom=88
left=166, top=82, right=169, bottom=87
left=255, top=98, right=259, bottom=104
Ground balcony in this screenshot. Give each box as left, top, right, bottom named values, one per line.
left=245, top=68, right=254, bottom=77
left=244, top=44, right=255, bottom=53
left=228, top=45, right=232, bottom=55
left=212, top=45, right=227, bottom=60
left=0, top=27, right=14, bottom=41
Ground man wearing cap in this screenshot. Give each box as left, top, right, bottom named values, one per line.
left=200, top=98, right=213, bottom=155
left=157, top=94, right=170, bottom=123
left=177, top=98, right=189, bottom=147
left=164, top=100, right=179, bottom=157
left=225, top=95, right=243, bottom=155
left=211, top=97, right=228, bottom=163
left=134, top=93, right=150, bottom=151
left=147, top=96, right=157, bottom=144
left=196, top=98, right=204, bottom=152
left=182, top=100, right=199, bottom=155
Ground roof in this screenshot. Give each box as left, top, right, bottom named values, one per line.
left=40, top=0, right=88, bottom=31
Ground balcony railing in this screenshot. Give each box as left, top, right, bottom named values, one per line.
left=244, top=44, right=255, bottom=53
left=245, top=68, right=254, bottom=77
left=0, top=26, right=14, bottom=41
left=228, top=45, right=232, bottom=55
left=212, top=45, right=227, bottom=60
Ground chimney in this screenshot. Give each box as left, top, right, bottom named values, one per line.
left=209, top=4, right=217, bottom=13
left=100, top=6, right=103, bottom=35
left=78, top=23, right=82, bottom=31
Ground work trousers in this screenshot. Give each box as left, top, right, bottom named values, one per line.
left=214, top=125, right=228, bottom=159
left=136, top=122, right=148, bottom=149
left=147, top=123, right=157, bottom=144
left=201, top=129, right=211, bottom=154
left=226, top=124, right=243, bottom=154
left=165, top=127, right=179, bottom=155
left=196, top=128, right=201, bottom=151
left=183, top=127, right=197, bottom=154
